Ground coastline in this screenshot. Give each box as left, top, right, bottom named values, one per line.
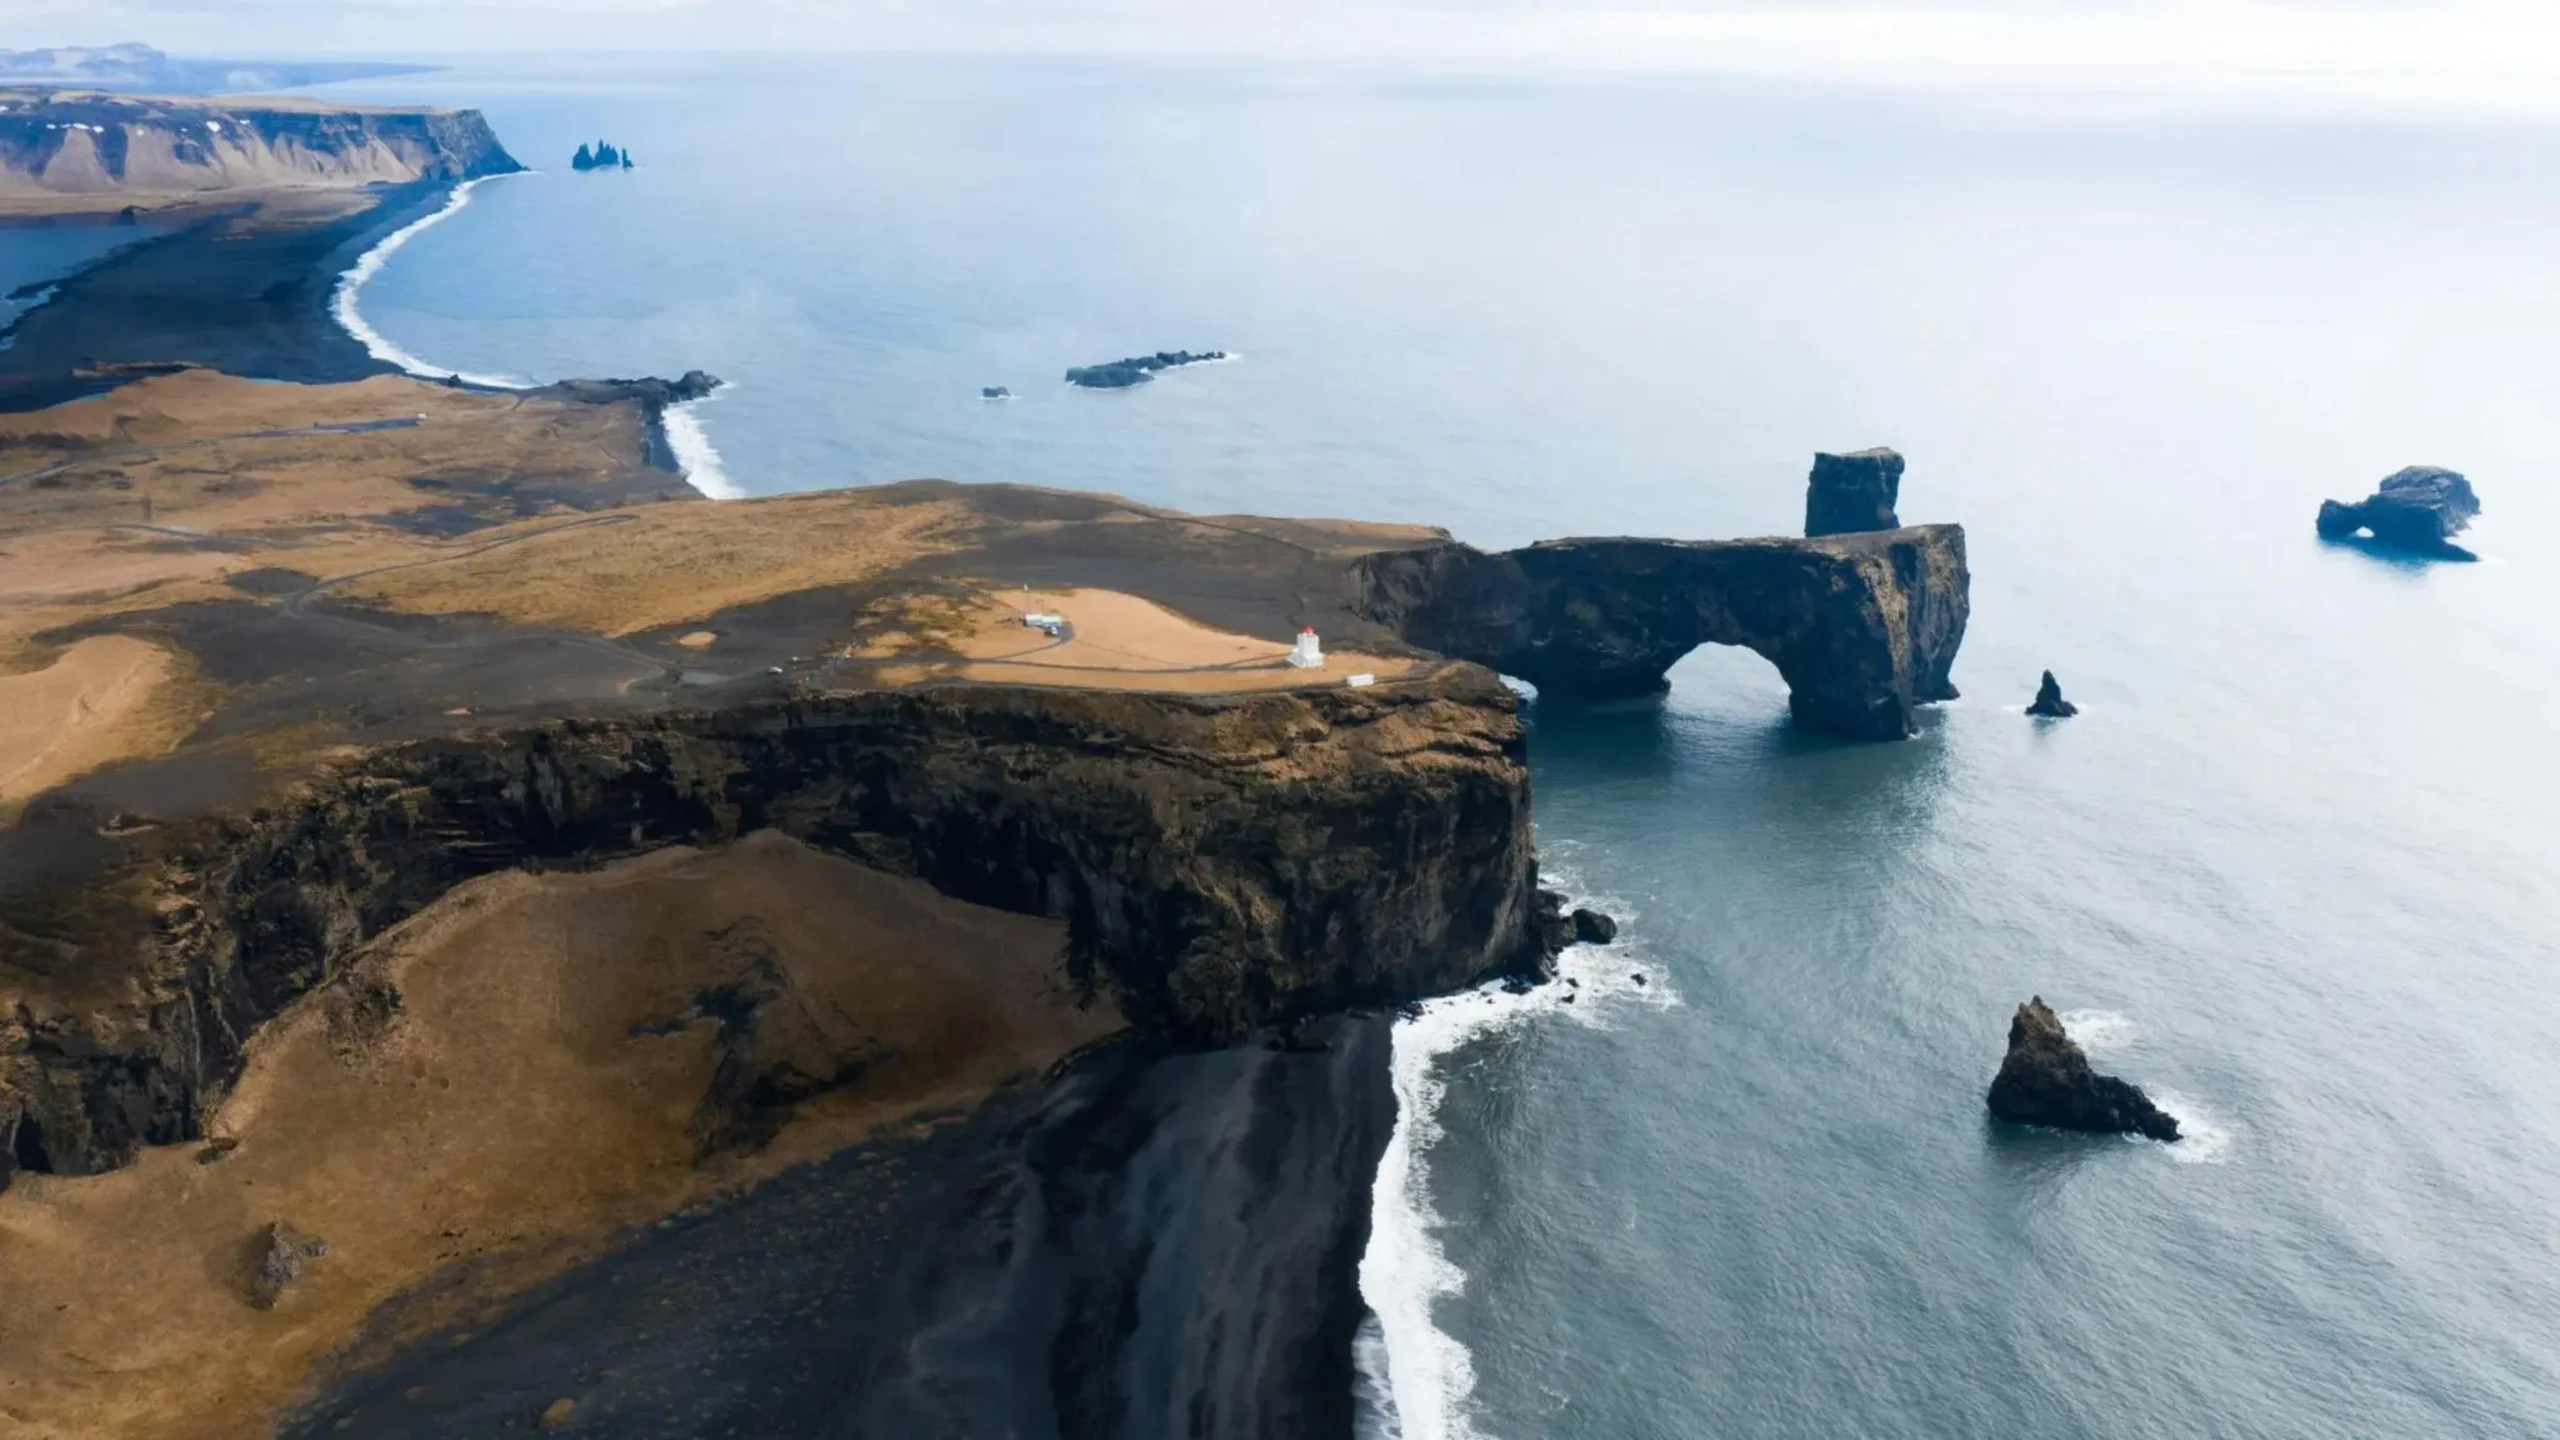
left=0, top=181, right=450, bottom=411
left=328, top=174, right=532, bottom=390
left=0, top=174, right=738, bottom=499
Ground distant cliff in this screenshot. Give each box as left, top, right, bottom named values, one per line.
left=0, top=44, right=433, bottom=95
left=0, top=88, right=520, bottom=207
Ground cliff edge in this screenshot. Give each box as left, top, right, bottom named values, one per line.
left=0, top=88, right=520, bottom=214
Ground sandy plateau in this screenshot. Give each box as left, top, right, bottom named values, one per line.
left=0, top=368, right=1456, bottom=1438
left=853, top=585, right=1414, bottom=692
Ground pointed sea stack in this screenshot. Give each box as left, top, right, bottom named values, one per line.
left=1987, top=998, right=2178, bottom=1141
left=1805, top=447, right=1904, bottom=537
left=2025, top=670, right=2077, bottom=718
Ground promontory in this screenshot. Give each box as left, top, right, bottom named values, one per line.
left=0, top=132, right=1971, bottom=1439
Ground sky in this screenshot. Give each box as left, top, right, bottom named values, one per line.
left=14, top=2, right=2560, bottom=117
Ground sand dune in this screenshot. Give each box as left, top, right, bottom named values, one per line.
left=0, top=634, right=175, bottom=809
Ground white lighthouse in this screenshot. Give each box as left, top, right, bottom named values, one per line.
left=1286, top=626, right=1325, bottom=669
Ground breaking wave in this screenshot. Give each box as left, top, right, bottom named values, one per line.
left=330, top=175, right=532, bottom=390
left=1354, top=864, right=1674, bottom=1440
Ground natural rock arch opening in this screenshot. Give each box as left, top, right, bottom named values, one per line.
left=1351, top=526, right=1968, bottom=741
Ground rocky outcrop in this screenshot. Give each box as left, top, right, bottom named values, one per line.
left=1570, top=908, right=1617, bottom=944
left=0, top=669, right=1554, bottom=1188
left=1985, top=998, right=2178, bottom=1142
left=2026, top=670, right=2077, bottom=718
left=537, top=370, right=721, bottom=408
left=2316, top=466, right=2481, bottom=559
left=249, top=1220, right=329, bottom=1309
left=1805, top=447, right=1903, bottom=536
left=1351, top=525, right=1968, bottom=741
left=1065, top=351, right=1227, bottom=389
left=0, top=89, right=521, bottom=203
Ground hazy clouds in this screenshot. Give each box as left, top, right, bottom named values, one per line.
left=15, top=1, right=2560, bottom=116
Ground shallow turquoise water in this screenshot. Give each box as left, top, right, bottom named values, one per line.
left=324, top=55, right=2560, bottom=1438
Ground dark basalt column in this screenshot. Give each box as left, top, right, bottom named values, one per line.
left=1352, top=524, right=1969, bottom=741
left=1805, top=447, right=1904, bottom=537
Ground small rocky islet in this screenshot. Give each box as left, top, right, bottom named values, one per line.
left=2316, top=465, right=2480, bottom=559
left=1987, top=997, right=2180, bottom=1142
left=2026, top=670, right=2078, bottom=718
left=1064, top=349, right=1228, bottom=388
left=570, top=140, right=634, bottom=171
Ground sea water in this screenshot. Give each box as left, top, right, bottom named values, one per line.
left=323, top=54, right=2560, bottom=1438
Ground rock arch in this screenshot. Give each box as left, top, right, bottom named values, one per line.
left=1351, top=525, right=1968, bottom=741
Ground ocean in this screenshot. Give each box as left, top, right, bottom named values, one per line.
left=305, top=53, right=2560, bottom=1438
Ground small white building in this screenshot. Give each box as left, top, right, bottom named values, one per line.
left=1287, top=627, right=1325, bottom=669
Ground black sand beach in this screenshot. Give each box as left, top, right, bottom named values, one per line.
left=0, top=180, right=447, bottom=412
left=281, top=1017, right=1394, bottom=1440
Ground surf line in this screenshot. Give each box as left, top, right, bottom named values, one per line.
left=327, top=173, right=738, bottom=501
left=1355, top=867, right=1673, bottom=1440
left=330, top=175, right=530, bottom=390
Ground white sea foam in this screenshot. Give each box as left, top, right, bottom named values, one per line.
left=2058, top=1008, right=2136, bottom=1051
left=2142, top=1088, right=2237, bottom=1165
left=329, top=175, right=533, bottom=390
left=330, top=171, right=739, bottom=499
left=1357, top=868, right=1673, bottom=1440
left=662, top=389, right=741, bottom=499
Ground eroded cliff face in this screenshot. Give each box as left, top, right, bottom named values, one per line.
left=0, top=668, right=1546, bottom=1188
left=1351, top=526, right=1969, bottom=740
left=0, top=88, right=521, bottom=200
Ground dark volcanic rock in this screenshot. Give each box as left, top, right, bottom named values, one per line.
left=1986, top=997, right=2178, bottom=1142
left=2025, top=670, right=2077, bottom=718
left=0, top=671, right=1556, bottom=1185
left=1352, top=523, right=1969, bottom=741
left=249, top=1220, right=329, bottom=1309
left=1570, top=908, right=1617, bottom=945
left=2315, top=466, right=2482, bottom=558
left=1064, top=350, right=1227, bottom=388
left=537, top=370, right=721, bottom=407
left=1805, top=447, right=1904, bottom=537
left=280, top=1018, right=1395, bottom=1440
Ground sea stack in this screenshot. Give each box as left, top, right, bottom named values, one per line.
left=2025, top=670, right=2077, bottom=718
left=1805, top=447, right=1904, bottom=537
left=2315, top=466, right=2481, bottom=559
left=1986, top=998, right=2179, bottom=1142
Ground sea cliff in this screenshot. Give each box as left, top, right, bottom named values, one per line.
left=0, top=672, right=1546, bottom=1184
left=0, top=88, right=519, bottom=210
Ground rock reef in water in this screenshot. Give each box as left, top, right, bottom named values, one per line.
left=2026, top=670, right=2077, bottom=718
left=1805, top=447, right=1904, bottom=537
left=981, top=385, right=1011, bottom=400
left=1064, top=350, right=1227, bottom=388
left=1354, top=521, right=1968, bottom=741
left=535, top=370, right=721, bottom=409
left=1986, top=998, right=2179, bottom=1142
left=1570, top=908, right=1617, bottom=945
left=2316, top=466, right=2481, bottom=559
left=571, top=141, right=632, bottom=171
